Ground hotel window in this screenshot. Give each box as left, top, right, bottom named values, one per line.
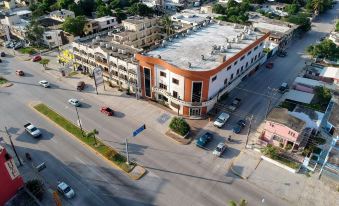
left=224, top=78, right=228, bottom=85
left=173, top=91, right=178, bottom=98
left=247, top=51, right=252, bottom=56
left=251, top=58, right=254, bottom=63
left=227, top=66, right=232, bottom=70
left=255, top=55, right=257, bottom=61
left=240, top=56, right=245, bottom=61
left=159, top=83, right=167, bottom=90
left=254, top=46, right=258, bottom=51
left=231, top=74, right=234, bottom=80
left=234, top=61, right=238, bottom=66
left=241, top=66, right=244, bottom=72
left=236, top=69, right=239, bottom=75
left=260, top=42, right=263, bottom=46
left=212, top=75, right=217, bottom=82
left=160, top=71, right=166, bottom=77
left=246, top=62, right=249, bottom=68
left=172, top=78, right=179, bottom=85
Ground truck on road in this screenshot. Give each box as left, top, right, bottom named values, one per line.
left=24, top=123, right=41, bottom=137
left=227, top=98, right=241, bottom=112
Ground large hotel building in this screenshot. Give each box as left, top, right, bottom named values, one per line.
left=73, top=17, right=269, bottom=119
left=136, top=20, right=269, bottom=118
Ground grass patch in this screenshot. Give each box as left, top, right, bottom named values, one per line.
left=68, top=71, right=78, bottom=77
left=33, top=103, right=135, bottom=172
left=262, top=145, right=300, bottom=170
left=0, top=76, right=8, bottom=85
left=18, top=47, right=37, bottom=55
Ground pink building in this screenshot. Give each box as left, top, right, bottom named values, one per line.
left=262, top=108, right=311, bottom=151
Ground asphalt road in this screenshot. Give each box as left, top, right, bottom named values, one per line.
left=1, top=4, right=338, bottom=206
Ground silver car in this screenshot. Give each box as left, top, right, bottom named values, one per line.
left=68, top=98, right=80, bottom=107
left=213, top=142, right=227, bottom=157
left=39, top=80, right=50, bottom=88
left=57, top=182, right=75, bottom=199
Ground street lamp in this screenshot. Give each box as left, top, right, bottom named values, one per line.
left=74, top=106, right=85, bottom=138
left=265, top=87, right=278, bottom=119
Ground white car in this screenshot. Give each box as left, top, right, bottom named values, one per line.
left=39, top=80, right=50, bottom=88
left=213, top=142, right=227, bottom=157
left=68, top=98, right=80, bottom=107
left=57, top=182, right=75, bottom=199
left=213, top=112, right=230, bottom=128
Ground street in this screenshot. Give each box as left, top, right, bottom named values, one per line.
left=1, top=3, right=338, bottom=206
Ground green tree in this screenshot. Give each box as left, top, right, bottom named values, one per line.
left=96, top=4, right=112, bottom=17
left=162, top=15, right=173, bottom=36
left=169, top=117, right=190, bottom=136
left=212, top=4, right=225, bottom=14
left=127, top=3, right=154, bottom=16
left=114, top=8, right=127, bottom=23
left=26, top=20, right=44, bottom=46
left=336, top=20, right=339, bottom=32
left=284, top=3, right=299, bottom=15
left=87, top=129, right=99, bottom=144
left=286, top=14, right=311, bottom=32
left=56, top=0, right=73, bottom=9
left=306, top=39, right=339, bottom=60
left=79, top=0, right=96, bottom=16
left=39, top=58, right=50, bottom=69
left=312, top=0, right=325, bottom=14
left=62, top=16, right=87, bottom=36
left=26, top=179, right=45, bottom=200
left=261, top=145, right=278, bottom=158
left=68, top=3, right=84, bottom=16
left=314, top=86, right=332, bottom=106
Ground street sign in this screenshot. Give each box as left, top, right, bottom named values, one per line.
left=132, top=124, right=146, bottom=137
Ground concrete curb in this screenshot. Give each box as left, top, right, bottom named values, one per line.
left=229, top=151, right=248, bottom=179
left=29, top=102, right=147, bottom=180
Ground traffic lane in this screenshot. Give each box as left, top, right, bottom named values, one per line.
left=0, top=87, right=158, bottom=206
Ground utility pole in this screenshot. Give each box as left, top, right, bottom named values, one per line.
left=5, top=127, right=22, bottom=166
left=265, top=87, right=278, bottom=119
left=125, top=138, right=130, bottom=165
left=245, top=115, right=254, bottom=148
left=74, top=106, right=85, bottom=138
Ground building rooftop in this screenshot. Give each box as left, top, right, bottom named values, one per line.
left=267, top=108, right=306, bottom=132
left=328, top=94, right=339, bottom=137
left=171, top=8, right=214, bottom=26
left=123, top=16, right=153, bottom=25
left=92, top=16, right=116, bottom=22
left=146, top=21, right=265, bottom=70
left=320, top=66, right=339, bottom=79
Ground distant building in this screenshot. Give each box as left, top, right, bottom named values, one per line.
left=43, top=30, right=63, bottom=48
left=328, top=31, right=339, bottom=46
left=0, top=146, right=24, bottom=206
left=262, top=108, right=313, bottom=151
left=84, top=16, right=118, bottom=35
left=49, top=9, right=75, bottom=22
left=171, top=8, right=214, bottom=27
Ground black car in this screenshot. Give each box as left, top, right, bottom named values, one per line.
left=233, top=120, right=246, bottom=134
left=0, top=52, right=5, bottom=57
left=196, top=132, right=213, bottom=148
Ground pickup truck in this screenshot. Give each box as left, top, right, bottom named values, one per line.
left=24, top=123, right=41, bottom=137
left=227, top=98, right=241, bottom=112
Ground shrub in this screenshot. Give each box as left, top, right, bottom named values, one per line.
left=169, top=117, right=190, bottom=136
left=104, top=148, right=116, bottom=159
left=26, top=179, right=44, bottom=200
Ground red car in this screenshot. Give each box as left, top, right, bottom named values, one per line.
left=266, top=62, right=274, bottom=69
left=16, top=70, right=24, bottom=76
left=32, top=55, right=41, bottom=62
left=100, top=107, right=114, bottom=116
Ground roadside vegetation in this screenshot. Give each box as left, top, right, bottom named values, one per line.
left=34, top=103, right=135, bottom=172
left=0, top=76, right=8, bottom=85
left=213, top=0, right=250, bottom=24
left=261, top=145, right=301, bottom=169
left=169, top=117, right=190, bottom=136
left=26, top=179, right=45, bottom=200
left=306, top=39, right=339, bottom=61
left=18, top=47, right=37, bottom=55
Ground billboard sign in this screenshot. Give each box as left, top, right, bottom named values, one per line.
left=93, top=67, right=104, bottom=86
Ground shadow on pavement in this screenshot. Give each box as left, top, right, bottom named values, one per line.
left=15, top=128, right=54, bottom=143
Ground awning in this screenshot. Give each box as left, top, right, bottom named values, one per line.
left=285, top=90, right=314, bottom=104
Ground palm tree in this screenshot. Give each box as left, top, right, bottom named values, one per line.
left=312, top=0, right=324, bottom=15
left=162, top=15, right=173, bottom=36
left=87, top=129, right=99, bottom=145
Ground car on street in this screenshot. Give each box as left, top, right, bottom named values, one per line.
left=39, top=80, right=50, bottom=88
left=16, top=70, right=24, bottom=76
left=196, top=132, right=213, bottom=148
left=68, top=98, right=81, bottom=107
left=77, top=81, right=85, bottom=91
left=0, top=52, right=5, bottom=57
left=213, top=112, right=230, bottom=128
left=32, top=55, right=42, bottom=62
left=266, top=62, right=274, bottom=69
left=278, top=82, right=289, bottom=93
left=213, top=142, right=227, bottom=157
left=24, top=123, right=41, bottom=138
left=100, top=107, right=114, bottom=116
left=57, top=182, right=75, bottom=199
left=233, top=119, right=246, bottom=134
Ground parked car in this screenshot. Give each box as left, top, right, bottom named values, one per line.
left=0, top=52, right=5, bottom=57
left=68, top=98, right=81, bottom=107
left=77, top=81, right=85, bottom=91
left=100, top=107, right=114, bottom=116
left=57, top=182, right=75, bottom=199
left=16, top=70, right=24, bottom=76
left=233, top=119, right=246, bottom=134
left=266, top=62, right=274, bottom=69
left=213, top=112, right=230, bottom=128
left=0, top=58, right=2, bottom=63
left=227, top=98, right=241, bottom=112
left=13, top=42, right=23, bottom=50
left=213, top=142, right=227, bottom=157
left=39, top=80, right=50, bottom=88
left=24, top=123, right=41, bottom=138
left=32, top=55, right=42, bottom=62
left=279, top=82, right=289, bottom=93
left=196, top=132, right=213, bottom=148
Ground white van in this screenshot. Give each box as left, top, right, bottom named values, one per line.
left=213, top=112, right=230, bottom=128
